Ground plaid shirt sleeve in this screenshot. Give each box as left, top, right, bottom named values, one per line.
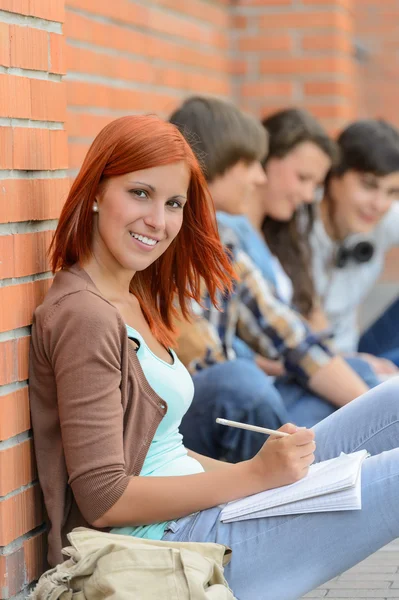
left=174, top=302, right=228, bottom=374
left=234, top=250, right=335, bottom=382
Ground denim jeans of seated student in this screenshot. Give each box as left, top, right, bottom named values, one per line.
left=180, top=359, right=289, bottom=463
left=276, top=356, right=381, bottom=428
left=359, top=296, right=399, bottom=366
left=233, top=336, right=380, bottom=428
left=163, top=378, right=399, bottom=600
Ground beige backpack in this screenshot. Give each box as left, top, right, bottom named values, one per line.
left=30, top=527, right=236, bottom=599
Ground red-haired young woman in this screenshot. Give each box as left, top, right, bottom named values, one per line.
left=30, top=115, right=399, bottom=600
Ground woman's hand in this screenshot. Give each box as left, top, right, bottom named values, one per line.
left=248, top=423, right=316, bottom=490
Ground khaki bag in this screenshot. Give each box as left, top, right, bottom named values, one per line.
left=30, top=527, right=236, bottom=599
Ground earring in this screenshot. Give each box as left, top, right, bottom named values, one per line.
left=92, top=204, right=98, bottom=213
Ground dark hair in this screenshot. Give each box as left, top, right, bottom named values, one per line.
left=329, top=119, right=399, bottom=178
left=261, top=109, right=336, bottom=317
left=169, top=96, right=268, bottom=182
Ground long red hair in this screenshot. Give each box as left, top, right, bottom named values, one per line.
left=50, top=115, right=234, bottom=347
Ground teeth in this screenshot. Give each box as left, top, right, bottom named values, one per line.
left=130, top=232, right=157, bottom=246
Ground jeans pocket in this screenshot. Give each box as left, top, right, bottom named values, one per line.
left=163, top=512, right=200, bottom=541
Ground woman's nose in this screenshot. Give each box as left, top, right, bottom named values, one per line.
left=144, top=204, right=166, bottom=230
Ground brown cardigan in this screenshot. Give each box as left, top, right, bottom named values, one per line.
left=29, top=265, right=167, bottom=567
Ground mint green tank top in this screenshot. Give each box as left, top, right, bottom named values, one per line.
left=111, top=325, right=203, bottom=540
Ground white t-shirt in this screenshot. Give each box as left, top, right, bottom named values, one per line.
left=310, top=202, right=399, bottom=353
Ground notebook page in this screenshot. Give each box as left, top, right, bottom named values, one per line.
left=222, top=468, right=363, bottom=522
left=221, top=450, right=368, bottom=522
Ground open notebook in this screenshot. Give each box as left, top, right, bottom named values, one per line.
left=220, top=450, right=369, bottom=523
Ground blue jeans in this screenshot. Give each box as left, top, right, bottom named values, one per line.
left=359, top=297, right=399, bottom=365
left=180, top=359, right=289, bottom=463
left=164, top=378, right=399, bottom=600
left=277, top=356, right=381, bottom=428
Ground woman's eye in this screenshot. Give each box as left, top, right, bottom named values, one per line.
left=130, top=189, right=148, bottom=199
left=168, top=199, right=183, bottom=209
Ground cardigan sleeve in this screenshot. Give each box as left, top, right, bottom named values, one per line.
left=42, top=291, right=131, bottom=524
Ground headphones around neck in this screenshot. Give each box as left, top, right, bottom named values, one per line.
left=335, top=240, right=375, bottom=269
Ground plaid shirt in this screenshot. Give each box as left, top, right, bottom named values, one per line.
left=175, top=228, right=334, bottom=383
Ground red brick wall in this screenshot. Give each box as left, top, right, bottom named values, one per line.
left=231, top=0, right=358, bottom=132
left=354, top=0, right=399, bottom=129
left=64, top=0, right=231, bottom=172
left=0, top=2, right=68, bottom=597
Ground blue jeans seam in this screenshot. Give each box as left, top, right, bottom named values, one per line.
left=349, top=419, right=399, bottom=453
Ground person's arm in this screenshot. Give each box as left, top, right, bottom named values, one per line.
left=46, top=291, right=316, bottom=531
left=186, top=449, right=234, bottom=471
left=234, top=251, right=368, bottom=407
left=93, top=424, right=315, bottom=528
left=305, top=302, right=330, bottom=332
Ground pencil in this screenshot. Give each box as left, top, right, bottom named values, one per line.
left=216, top=418, right=290, bottom=437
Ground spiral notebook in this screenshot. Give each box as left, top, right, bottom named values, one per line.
left=220, top=450, right=369, bottom=523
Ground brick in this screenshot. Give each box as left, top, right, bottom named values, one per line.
left=302, top=0, right=352, bottom=7
left=230, top=59, right=248, bottom=75
left=29, top=0, right=64, bottom=21
left=241, top=80, right=293, bottom=98
left=0, top=531, right=47, bottom=598
left=0, top=235, right=14, bottom=279
left=0, top=485, right=43, bottom=546
left=67, top=0, right=228, bottom=29
left=64, top=11, right=228, bottom=73
left=50, top=130, right=69, bottom=169
left=0, top=278, right=52, bottom=334
left=0, top=388, right=30, bottom=442
left=304, top=81, right=357, bottom=100
left=49, top=32, right=66, bottom=74
left=23, top=531, right=47, bottom=587
left=232, top=14, right=248, bottom=29
left=259, top=11, right=352, bottom=33
left=0, top=23, right=10, bottom=68
left=306, top=102, right=356, bottom=120
left=12, top=128, right=50, bottom=171
left=260, top=56, right=355, bottom=76
left=302, top=33, right=353, bottom=53
left=65, top=45, right=155, bottom=85
left=238, top=34, right=293, bottom=52
left=30, top=80, right=67, bottom=122
left=66, top=111, right=115, bottom=140
left=0, top=127, right=13, bottom=170
left=0, top=337, right=30, bottom=387
left=157, top=0, right=228, bottom=28
left=9, top=25, right=48, bottom=71
left=68, top=141, right=91, bottom=172
left=0, top=231, right=53, bottom=280
left=12, top=128, right=68, bottom=171
left=237, top=0, right=292, bottom=4
left=0, top=178, right=70, bottom=223
left=66, top=80, right=180, bottom=113
left=0, top=439, right=36, bottom=496
left=0, top=74, right=31, bottom=119
left=13, top=231, right=53, bottom=277
left=0, top=0, right=30, bottom=15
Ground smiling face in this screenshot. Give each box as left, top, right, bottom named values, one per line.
left=326, top=169, right=399, bottom=238
left=91, top=161, right=190, bottom=276
left=262, top=141, right=332, bottom=221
